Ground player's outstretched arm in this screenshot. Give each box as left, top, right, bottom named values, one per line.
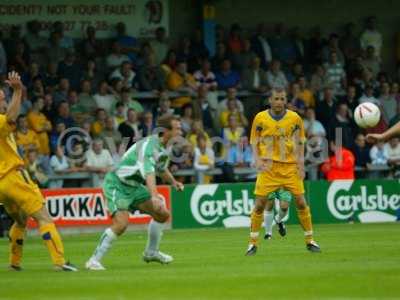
left=5, top=71, right=23, bottom=123
left=366, top=121, right=400, bottom=143
left=160, top=169, right=184, bottom=191
left=146, top=173, right=160, bottom=199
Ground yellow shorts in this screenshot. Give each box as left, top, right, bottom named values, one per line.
left=254, top=161, right=304, bottom=197
left=0, top=169, right=44, bottom=216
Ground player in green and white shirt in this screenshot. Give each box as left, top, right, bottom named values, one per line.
left=264, top=188, right=292, bottom=240
left=86, top=115, right=184, bottom=270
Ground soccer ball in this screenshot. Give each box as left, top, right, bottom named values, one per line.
left=353, top=102, right=381, bottom=128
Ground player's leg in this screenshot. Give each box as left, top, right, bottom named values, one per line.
left=246, top=196, right=268, bottom=255
left=263, top=195, right=276, bottom=240
left=136, top=195, right=172, bottom=264
left=4, top=202, right=27, bottom=271
left=86, top=210, right=129, bottom=270
left=293, top=194, right=320, bottom=252
left=274, top=189, right=292, bottom=237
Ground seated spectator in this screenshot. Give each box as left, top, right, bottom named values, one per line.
left=215, top=59, right=240, bottom=90
left=340, top=22, right=360, bottom=61
left=321, top=140, right=355, bottom=181
left=361, top=46, right=381, bottom=77
left=42, top=93, right=57, bottom=124
left=342, top=85, right=359, bottom=112
left=26, top=148, right=48, bottom=188
left=181, top=104, right=194, bottom=134
left=323, top=51, right=346, bottom=95
left=114, top=87, right=144, bottom=115
left=288, top=82, right=306, bottom=117
left=266, top=59, right=288, bottom=90
left=193, top=59, right=217, bottom=90
left=91, top=108, right=107, bottom=137
left=286, top=62, right=304, bottom=83
left=139, top=111, right=156, bottom=137
left=241, top=56, right=268, bottom=93
left=379, top=82, right=397, bottom=124
left=167, top=60, right=197, bottom=107
left=303, top=108, right=326, bottom=138
left=30, top=77, right=45, bottom=99
left=193, top=133, right=215, bottom=183
left=53, top=21, right=74, bottom=51
left=176, top=36, right=197, bottom=72
left=154, top=93, right=175, bottom=119
left=49, top=121, right=66, bottom=153
left=68, top=141, right=87, bottom=171
left=106, top=40, right=131, bottom=71
left=192, top=85, right=216, bottom=134
left=115, top=22, right=139, bottom=62
left=22, top=62, right=41, bottom=88
left=118, top=108, right=141, bottom=147
left=68, top=90, right=87, bottom=125
left=233, top=38, right=257, bottom=72
left=82, top=59, right=103, bottom=89
left=359, top=84, right=380, bottom=105
left=43, top=62, right=59, bottom=90
left=53, top=77, right=70, bottom=106
left=352, top=133, right=371, bottom=170
left=219, top=98, right=248, bottom=128
left=15, top=115, right=40, bottom=158
left=150, top=27, right=169, bottom=66
left=137, top=54, right=166, bottom=92
left=316, top=86, right=337, bottom=130
left=49, top=145, right=75, bottom=188
left=310, top=64, right=329, bottom=99
left=78, top=79, right=97, bottom=115
left=8, top=41, right=30, bottom=74
left=227, top=136, right=253, bottom=167
left=370, top=141, right=389, bottom=165
left=385, top=137, right=400, bottom=167
left=94, top=80, right=118, bottom=115
left=27, top=97, right=52, bottom=156
left=218, top=87, right=244, bottom=114
left=187, top=119, right=211, bottom=148
left=227, top=23, right=244, bottom=55
left=58, top=51, right=82, bottom=90
left=85, top=139, right=114, bottom=184
left=161, top=49, right=177, bottom=74
left=100, top=116, right=123, bottom=150
left=389, top=103, right=400, bottom=127
left=135, top=41, right=154, bottom=69
left=211, top=42, right=230, bottom=72
left=55, top=101, right=75, bottom=128
left=222, top=114, right=245, bottom=158
left=46, top=31, right=67, bottom=65
left=113, top=101, right=127, bottom=127
left=109, top=61, right=136, bottom=89
left=297, top=75, right=316, bottom=108
left=328, top=103, right=355, bottom=149
left=24, top=20, right=47, bottom=64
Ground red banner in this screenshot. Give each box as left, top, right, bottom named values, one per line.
left=27, top=186, right=171, bottom=228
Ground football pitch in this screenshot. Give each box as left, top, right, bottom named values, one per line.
left=0, top=223, right=399, bottom=300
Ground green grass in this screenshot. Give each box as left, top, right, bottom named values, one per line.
left=0, top=223, right=399, bottom=300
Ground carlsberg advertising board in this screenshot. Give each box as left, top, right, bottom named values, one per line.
left=171, top=180, right=400, bottom=229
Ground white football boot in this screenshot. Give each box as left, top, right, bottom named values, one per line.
left=143, top=251, right=173, bottom=264
left=85, top=258, right=106, bottom=271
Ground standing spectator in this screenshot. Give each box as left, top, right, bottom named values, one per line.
left=115, top=22, right=139, bottom=62
left=227, top=23, right=244, bottom=55
left=53, top=21, right=74, bottom=51
left=269, top=23, right=297, bottom=65
left=82, top=59, right=102, bottom=89
left=316, top=87, right=337, bottom=130
left=27, top=97, right=52, bottom=156
left=321, top=140, right=355, bottom=181
left=85, top=139, right=114, bottom=186
left=192, top=85, right=216, bottom=134
left=379, top=82, right=397, bottom=124
left=310, top=64, right=329, bottom=99
left=251, top=23, right=272, bottom=69
left=91, top=108, right=107, bottom=137
left=241, top=56, right=268, bottom=93
left=151, top=27, right=169, bottom=65
left=8, top=41, right=29, bottom=74
left=360, top=16, right=383, bottom=59
left=233, top=38, right=257, bottom=72
left=222, top=114, right=245, bottom=159
left=176, top=36, right=197, bottom=72
left=53, top=77, right=70, bottom=106
left=324, top=51, right=346, bottom=95
left=290, top=27, right=307, bottom=64
left=219, top=98, right=248, bottom=128
left=24, top=20, right=47, bottom=64
left=106, top=41, right=131, bottom=71
left=193, top=60, right=217, bottom=90
left=187, top=119, right=211, bottom=148
left=81, top=26, right=104, bottom=61
left=94, top=81, right=118, bottom=115
left=0, top=39, right=7, bottom=76
left=297, top=75, right=316, bottom=108
left=137, top=54, right=166, bottom=91
left=55, top=101, right=75, bottom=128
left=49, top=146, right=74, bottom=188
left=370, top=141, right=389, bottom=165
left=361, top=46, right=381, bottom=77
left=266, top=59, right=288, bottom=90
left=307, top=26, right=326, bottom=65
left=194, top=133, right=215, bottom=183
left=139, top=111, right=156, bottom=138
left=215, top=59, right=241, bottom=90
left=321, top=33, right=345, bottom=65
left=303, top=108, right=326, bottom=138
left=57, top=51, right=82, bottom=90
left=46, top=31, right=67, bottom=65
left=288, top=82, right=306, bottom=117
left=109, top=61, right=136, bottom=89
left=328, top=103, right=355, bottom=149
left=342, top=85, right=359, bottom=112
left=181, top=104, right=194, bottom=134
left=49, top=121, right=66, bottom=153
left=352, top=133, right=371, bottom=171
left=211, top=42, right=230, bottom=72
left=339, top=22, right=360, bottom=62
left=167, top=60, right=197, bottom=108
left=118, top=108, right=140, bottom=147
left=15, top=115, right=40, bottom=158
left=43, top=62, right=59, bottom=89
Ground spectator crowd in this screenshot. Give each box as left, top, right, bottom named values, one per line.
left=0, top=16, right=399, bottom=188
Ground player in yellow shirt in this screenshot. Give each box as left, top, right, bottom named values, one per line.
left=246, top=88, right=320, bottom=255
left=0, top=71, right=77, bottom=271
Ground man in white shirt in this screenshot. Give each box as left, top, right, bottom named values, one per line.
left=385, top=137, right=400, bottom=167
left=359, top=85, right=380, bottom=105
left=85, top=139, right=114, bottom=181
left=360, top=16, right=383, bottom=59
left=106, top=41, right=131, bottom=70
left=218, top=87, right=244, bottom=115
left=109, top=61, right=136, bottom=88
left=150, top=27, right=169, bottom=65
left=266, top=59, right=288, bottom=90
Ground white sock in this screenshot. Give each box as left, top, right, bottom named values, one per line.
left=276, top=208, right=288, bottom=223
left=92, top=228, right=117, bottom=262
left=145, top=220, right=164, bottom=255
left=264, top=210, right=274, bottom=235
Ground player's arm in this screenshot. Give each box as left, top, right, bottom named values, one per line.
left=295, top=117, right=306, bottom=179
left=250, top=114, right=266, bottom=171
left=160, top=169, right=184, bottom=191
left=366, top=121, right=400, bottom=143
left=5, top=71, right=23, bottom=123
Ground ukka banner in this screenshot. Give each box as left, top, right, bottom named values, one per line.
left=27, top=186, right=171, bottom=228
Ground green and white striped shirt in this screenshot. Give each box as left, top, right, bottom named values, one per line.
left=113, top=135, right=169, bottom=186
